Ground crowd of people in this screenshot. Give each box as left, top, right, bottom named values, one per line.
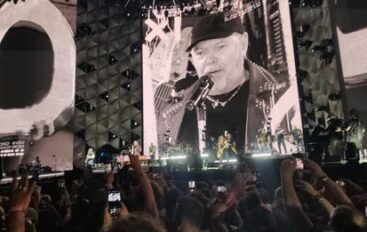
left=1, top=153, right=367, bottom=232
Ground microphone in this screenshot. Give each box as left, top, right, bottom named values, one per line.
left=186, top=75, right=214, bottom=111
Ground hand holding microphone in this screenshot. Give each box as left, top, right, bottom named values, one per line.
left=186, top=75, right=214, bottom=111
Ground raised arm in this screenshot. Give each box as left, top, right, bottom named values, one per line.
left=8, top=176, right=36, bottom=232
left=280, top=160, right=313, bottom=232
left=303, top=159, right=353, bottom=206
left=129, top=155, right=159, bottom=218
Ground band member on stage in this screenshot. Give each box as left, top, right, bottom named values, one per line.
left=155, top=12, right=277, bottom=154
left=132, top=140, right=142, bottom=156
left=84, top=148, right=95, bottom=167
left=149, top=142, right=157, bottom=160
left=291, top=127, right=303, bottom=152
left=217, top=131, right=238, bottom=160
left=275, top=124, right=287, bottom=154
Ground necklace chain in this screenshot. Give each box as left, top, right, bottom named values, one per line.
left=207, top=80, right=246, bottom=109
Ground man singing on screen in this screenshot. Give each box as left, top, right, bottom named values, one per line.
left=156, top=12, right=277, bottom=155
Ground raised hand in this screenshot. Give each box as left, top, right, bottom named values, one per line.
left=10, top=175, right=36, bottom=213
left=128, top=155, right=143, bottom=175
left=280, top=159, right=296, bottom=178
left=231, top=171, right=256, bottom=197
left=295, top=180, right=318, bottom=196
left=303, top=159, right=326, bottom=178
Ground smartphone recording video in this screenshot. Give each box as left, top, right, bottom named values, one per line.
left=295, top=158, right=304, bottom=170
left=188, top=181, right=195, bottom=191
left=108, top=190, right=122, bottom=217
left=217, top=185, right=227, bottom=193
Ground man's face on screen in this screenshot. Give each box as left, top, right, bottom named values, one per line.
left=190, top=33, right=248, bottom=95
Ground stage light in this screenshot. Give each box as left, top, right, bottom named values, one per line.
left=108, top=55, right=118, bottom=65
left=130, top=41, right=141, bottom=56
left=214, top=159, right=237, bottom=163
left=121, top=81, right=131, bottom=91
left=131, top=120, right=140, bottom=129
left=302, top=0, right=311, bottom=7
left=289, top=0, right=300, bottom=7
left=161, top=155, right=187, bottom=160
left=121, top=69, right=139, bottom=80
left=252, top=153, right=272, bottom=157
left=99, top=91, right=109, bottom=102
left=108, top=131, right=118, bottom=141
left=201, top=153, right=209, bottom=158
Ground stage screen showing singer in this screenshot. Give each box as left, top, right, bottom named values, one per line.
left=143, top=0, right=304, bottom=160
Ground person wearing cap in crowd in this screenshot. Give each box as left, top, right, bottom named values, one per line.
left=155, top=12, right=277, bottom=154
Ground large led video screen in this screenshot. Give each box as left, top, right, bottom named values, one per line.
left=328, top=0, right=367, bottom=115
left=0, top=0, right=76, bottom=172
left=143, top=0, right=304, bottom=159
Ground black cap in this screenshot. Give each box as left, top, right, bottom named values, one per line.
left=186, top=12, right=245, bottom=52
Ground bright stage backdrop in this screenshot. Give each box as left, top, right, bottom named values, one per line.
left=0, top=0, right=76, bottom=171
left=143, top=0, right=304, bottom=157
